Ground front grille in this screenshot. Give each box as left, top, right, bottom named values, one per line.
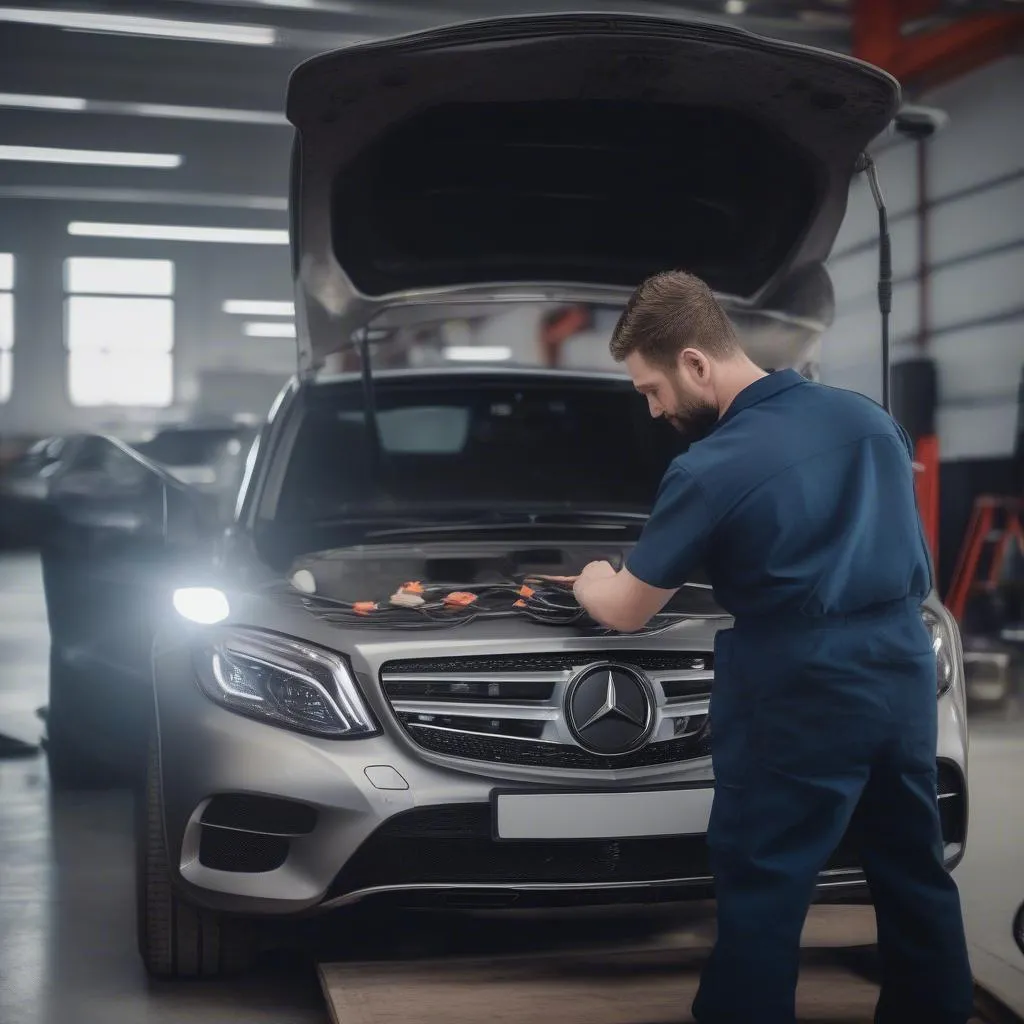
left=328, top=804, right=859, bottom=899
left=385, top=651, right=712, bottom=674
left=403, top=727, right=711, bottom=770
left=381, top=650, right=713, bottom=770
left=330, top=758, right=961, bottom=900
left=330, top=805, right=711, bottom=895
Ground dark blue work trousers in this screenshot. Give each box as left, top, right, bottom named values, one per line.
left=692, top=607, right=975, bottom=1024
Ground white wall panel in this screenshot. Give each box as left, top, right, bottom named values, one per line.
left=826, top=56, right=1024, bottom=461
left=831, top=217, right=920, bottom=301
left=929, top=247, right=1024, bottom=332
left=937, top=402, right=1020, bottom=460
left=927, top=57, right=1024, bottom=200
left=929, top=177, right=1024, bottom=265
left=929, top=320, right=1024, bottom=404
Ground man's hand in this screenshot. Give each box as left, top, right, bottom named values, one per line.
left=579, top=560, right=618, bottom=581
left=572, top=563, right=678, bottom=633
left=533, top=561, right=618, bottom=586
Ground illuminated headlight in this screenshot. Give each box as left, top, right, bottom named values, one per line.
left=194, top=629, right=377, bottom=739
left=922, top=607, right=956, bottom=697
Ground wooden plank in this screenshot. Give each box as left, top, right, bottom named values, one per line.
left=320, top=904, right=993, bottom=1024
left=317, top=905, right=907, bottom=1024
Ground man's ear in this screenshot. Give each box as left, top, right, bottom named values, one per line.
left=680, top=348, right=709, bottom=382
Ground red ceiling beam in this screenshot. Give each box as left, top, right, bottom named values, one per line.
left=853, top=0, right=1024, bottom=89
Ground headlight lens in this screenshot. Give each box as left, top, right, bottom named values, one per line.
left=195, top=629, right=378, bottom=739
left=922, top=607, right=956, bottom=697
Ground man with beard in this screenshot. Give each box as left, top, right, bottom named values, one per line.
left=571, top=270, right=974, bottom=1024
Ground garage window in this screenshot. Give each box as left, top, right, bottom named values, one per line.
left=64, top=257, right=174, bottom=407
left=0, top=253, right=13, bottom=403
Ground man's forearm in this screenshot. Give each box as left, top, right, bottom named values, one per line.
left=573, top=574, right=636, bottom=632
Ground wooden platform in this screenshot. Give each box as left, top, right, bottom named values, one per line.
left=319, top=905, right=988, bottom=1024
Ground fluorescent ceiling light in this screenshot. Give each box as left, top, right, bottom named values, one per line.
left=121, top=102, right=285, bottom=125
left=0, top=92, right=86, bottom=111
left=0, top=92, right=285, bottom=125
left=68, top=222, right=289, bottom=245
left=0, top=8, right=276, bottom=46
left=725, top=0, right=747, bottom=13
left=244, top=321, right=296, bottom=338
left=444, top=346, right=512, bottom=362
left=0, top=145, right=181, bottom=168
left=224, top=300, right=295, bottom=316
left=0, top=185, right=287, bottom=210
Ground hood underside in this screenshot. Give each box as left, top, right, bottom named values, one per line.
left=287, top=13, right=899, bottom=371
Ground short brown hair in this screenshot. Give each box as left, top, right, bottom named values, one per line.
left=609, top=270, right=739, bottom=367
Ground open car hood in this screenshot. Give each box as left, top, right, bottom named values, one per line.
left=286, top=13, right=899, bottom=373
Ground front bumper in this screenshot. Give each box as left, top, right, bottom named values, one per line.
left=153, top=630, right=969, bottom=919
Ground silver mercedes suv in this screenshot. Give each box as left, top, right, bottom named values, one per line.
left=41, top=14, right=969, bottom=978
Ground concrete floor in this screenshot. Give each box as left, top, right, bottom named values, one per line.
left=1, top=552, right=1022, bottom=1024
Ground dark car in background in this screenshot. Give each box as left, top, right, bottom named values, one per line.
left=135, top=423, right=257, bottom=521
left=0, top=435, right=70, bottom=547
left=0, top=424, right=255, bottom=551
left=38, top=422, right=256, bottom=787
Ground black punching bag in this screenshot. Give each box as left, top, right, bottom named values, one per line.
left=891, top=357, right=938, bottom=443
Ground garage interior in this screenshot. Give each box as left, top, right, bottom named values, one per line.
left=0, top=1, right=1023, bottom=1022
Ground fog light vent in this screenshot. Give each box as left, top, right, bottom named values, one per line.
left=198, top=827, right=289, bottom=873
left=201, top=794, right=317, bottom=836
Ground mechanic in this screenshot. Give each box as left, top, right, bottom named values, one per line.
left=571, top=270, right=974, bottom=1024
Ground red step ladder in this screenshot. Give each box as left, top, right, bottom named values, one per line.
left=946, top=496, right=1024, bottom=624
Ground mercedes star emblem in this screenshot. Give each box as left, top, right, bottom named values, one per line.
left=566, top=664, right=654, bottom=756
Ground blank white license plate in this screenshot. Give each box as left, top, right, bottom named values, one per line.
left=494, top=787, right=714, bottom=841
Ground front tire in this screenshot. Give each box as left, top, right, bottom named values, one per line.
left=136, top=736, right=251, bottom=978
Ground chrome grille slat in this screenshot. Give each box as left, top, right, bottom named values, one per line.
left=661, top=699, right=711, bottom=718
left=382, top=650, right=713, bottom=771
left=646, top=669, right=714, bottom=686
left=392, top=700, right=560, bottom=721
left=381, top=671, right=571, bottom=685
left=406, top=722, right=562, bottom=745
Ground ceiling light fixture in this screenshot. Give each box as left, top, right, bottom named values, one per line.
left=0, top=92, right=86, bottom=111
left=0, top=145, right=181, bottom=168
left=0, top=8, right=277, bottom=46
left=122, top=102, right=286, bottom=125
left=243, top=321, right=296, bottom=338
left=224, top=300, right=295, bottom=316
left=443, top=346, right=513, bottom=362
left=725, top=0, right=747, bottom=14
left=68, top=222, right=289, bottom=245
left=0, top=92, right=286, bottom=124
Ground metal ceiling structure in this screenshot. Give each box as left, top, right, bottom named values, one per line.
left=0, top=0, right=855, bottom=214
left=0, top=0, right=1017, bottom=222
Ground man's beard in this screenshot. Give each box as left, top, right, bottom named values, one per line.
left=666, top=381, right=720, bottom=442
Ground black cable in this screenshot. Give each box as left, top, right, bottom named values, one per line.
left=283, top=573, right=713, bottom=633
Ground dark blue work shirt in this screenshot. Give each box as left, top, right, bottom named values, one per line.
left=627, top=369, right=933, bottom=625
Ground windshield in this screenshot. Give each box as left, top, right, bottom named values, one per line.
left=256, top=298, right=821, bottom=561
left=277, top=376, right=685, bottom=517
